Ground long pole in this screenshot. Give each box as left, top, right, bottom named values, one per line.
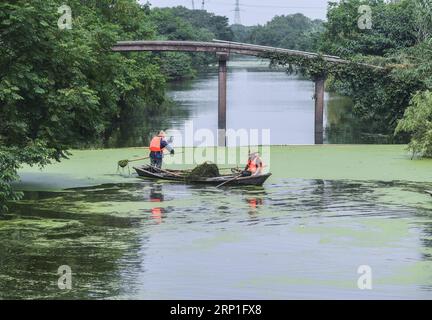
left=216, top=174, right=242, bottom=188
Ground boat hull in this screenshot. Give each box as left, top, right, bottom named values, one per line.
left=133, top=166, right=271, bottom=186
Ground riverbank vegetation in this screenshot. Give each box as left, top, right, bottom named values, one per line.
left=321, top=0, right=431, bottom=149
left=267, top=0, right=432, bottom=155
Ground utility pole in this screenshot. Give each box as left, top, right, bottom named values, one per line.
left=234, top=0, right=241, bottom=25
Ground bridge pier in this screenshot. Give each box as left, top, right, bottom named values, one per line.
left=314, top=77, right=325, bottom=144
left=217, top=53, right=229, bottom=147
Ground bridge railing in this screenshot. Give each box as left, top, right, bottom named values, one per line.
left=112, top=39, right=349, bottom=64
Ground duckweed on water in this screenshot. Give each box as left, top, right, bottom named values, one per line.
left=2, top=146, right=432, bottom=299
left=15, top=145, right=432, bottom=191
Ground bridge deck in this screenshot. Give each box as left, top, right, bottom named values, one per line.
left=112, top=39, right=348, bottom=64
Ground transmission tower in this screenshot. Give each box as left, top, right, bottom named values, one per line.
left=234, top=0, right=242, bottom=25
left=201, top=0, right=205, bottom=10
left=192, top=0, right=195, bottom=10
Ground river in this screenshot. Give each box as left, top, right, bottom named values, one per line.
left=1, top=59, right=432, bottom=300
left=111, top=57, right=379, bottom=148
left=164, top=57, right=384, bottom=146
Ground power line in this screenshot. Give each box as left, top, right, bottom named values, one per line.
left=212, top=0, right=326, bottom=9
left=240, top=4, right=326, bottom=9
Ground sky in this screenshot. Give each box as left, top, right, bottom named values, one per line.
left=139, top=0, right=333, bottom=26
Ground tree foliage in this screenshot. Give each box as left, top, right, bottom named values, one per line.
left=148, top=7, right=210, bottom=79
left=148, top=6, right=233, bottom=79
left=0, top=0, right=167, bottom=212
left=232, top=13, right=323, bottom=52
left=396, top=91, right=432, bottom=157
left=320, top=0, right=418, bottom=57
left=164, top=6, right=233, bottom=41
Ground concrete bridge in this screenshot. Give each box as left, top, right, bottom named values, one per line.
left=112, top=40, right=350, bottom=146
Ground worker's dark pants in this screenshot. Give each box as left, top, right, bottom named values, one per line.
left=150, top=157, right=163, bottom=169
left=241, top=170, right=252, bottom=177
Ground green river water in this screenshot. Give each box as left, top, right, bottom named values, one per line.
left=1, top=59, right=432, bottom=299
left=1, top=146, right=432, bottom=299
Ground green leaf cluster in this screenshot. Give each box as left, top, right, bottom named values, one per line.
left=396, top=91, right=432, bottom=158
left=232, top=13, right=323, bottom=52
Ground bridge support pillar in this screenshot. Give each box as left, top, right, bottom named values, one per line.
left=217, top=53, right=229, bottom=147
left=314, top=76, right=325, bottom=145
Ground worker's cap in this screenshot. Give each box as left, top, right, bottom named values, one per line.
left=249, top=151, right=260, bottom=157
left=158, top=130, right=167, bottom=137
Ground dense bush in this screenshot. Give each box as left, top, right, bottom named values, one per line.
left=396, top=91, right=432, bottom=158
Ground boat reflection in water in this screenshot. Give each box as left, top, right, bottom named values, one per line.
left=149, top=185, right=165, bottom=224
left=246, top=197, right=264, bottom=217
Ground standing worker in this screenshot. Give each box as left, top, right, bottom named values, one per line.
left=242, top=151, right=264, bottom=177
left=149, top=131, right=174, bottom=169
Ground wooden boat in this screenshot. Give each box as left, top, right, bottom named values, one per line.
left=133, top=165, right=272, bottom=186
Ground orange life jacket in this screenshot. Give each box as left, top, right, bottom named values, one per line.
left=247, top=157, right=260, bottom=173
left=149, top=136, right=164, bottom=152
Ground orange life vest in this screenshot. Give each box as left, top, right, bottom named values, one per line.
left=247, top=157, right=259, bottom=173
left=149, top=136, right=163, bottom=152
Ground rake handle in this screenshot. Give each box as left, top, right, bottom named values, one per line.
left=126, top=150, right=184, bottom=163
left=216, top=173, right=243, bottom=188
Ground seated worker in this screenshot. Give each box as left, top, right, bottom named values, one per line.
left=242, top=152, right=264, bottom=177
left=149, top=130, right=174, bottom=169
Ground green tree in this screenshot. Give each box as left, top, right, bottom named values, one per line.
left=320, top=0, right=417, bottom=57
left=148, top=7, right=213, bottom=79
left=317, top=0, right=429, bottom=140
left=148, top=6, right=233, bottom=79
left=231, top=24, right=255, bottom=43
left=0, top=0, right=166, bottom=212
left=167, top=6, right=234, bottom=41
left=232, top=13, right=323, bottom=52
left=396, top=91, right=432, bottom=157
